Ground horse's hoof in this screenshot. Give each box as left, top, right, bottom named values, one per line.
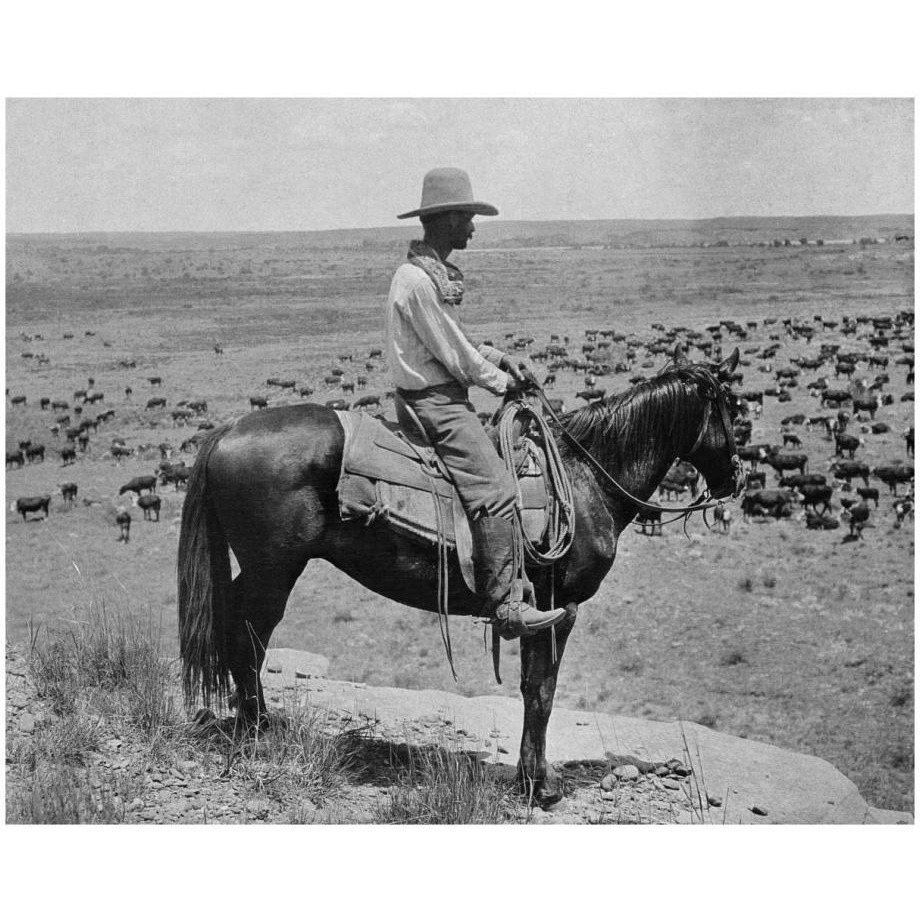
left=518, top=763, right=565, bottom=809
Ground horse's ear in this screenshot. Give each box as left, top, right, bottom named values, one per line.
left=673, top=344, right=688, bottom=365
left=717, top=347, right=740, bottom=379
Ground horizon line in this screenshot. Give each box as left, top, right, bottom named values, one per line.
left=6, top=212, right=915, bottom=237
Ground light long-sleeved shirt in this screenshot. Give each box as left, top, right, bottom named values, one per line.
left=385, top=262, right=509, bottom=395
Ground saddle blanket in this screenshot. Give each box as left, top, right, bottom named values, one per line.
left=334, top=410, right=550, bottom=576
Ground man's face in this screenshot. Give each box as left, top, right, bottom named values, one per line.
left=449, top=211, right=476, bottom=250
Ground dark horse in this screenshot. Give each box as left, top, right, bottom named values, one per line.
left=178, top=348, right=742, bottom=806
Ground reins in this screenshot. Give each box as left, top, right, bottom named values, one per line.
left=528, top=375, right=742, bottom=522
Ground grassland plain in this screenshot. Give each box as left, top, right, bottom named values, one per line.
left=5, top=217, right=915, bottom=814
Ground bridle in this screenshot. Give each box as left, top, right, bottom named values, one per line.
left=531, top=370, right=745, bottom=521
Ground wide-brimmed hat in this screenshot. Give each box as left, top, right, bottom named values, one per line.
left=397, top=167, right=499, bottom=220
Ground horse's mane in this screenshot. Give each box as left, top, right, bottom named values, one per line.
left=557, top=362, right=724, bottom=467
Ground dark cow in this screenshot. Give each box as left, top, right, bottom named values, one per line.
left=39, top=397, right=51, bottom=410
left=60, top=446, right=77, bottom=466
left=146, top=397, right=167, bottom=410
left=137, top=494, right=162, bottom=522
left=110, top=444, right=134, bottom=459
left=116, top=509, right=132, bottom=543
left=760, top=448, right=808, bottom=477
left=299, top=387, right=315, bottom=398
left=835, top=433, right=862, bottom=458
left=742, top=489, right=798, bottom=520
left=856, top=487, right=880, bottom=508
left=368, top=348, right=383, bottom=359
left=341, top=381, right=356, bottom=394
left=829, top=460, right=870, bottom=488
left=10, top=395, right=27, bottom=407
left=575, top=388, right=606, bottom=402
left=821, top=389, right=852, bottom=406
left=905, top=427, right=914, bottom=457
left=543, top=373, right=556, bottom=388
left=119, top=475, right=157, bottom=496
left=806, top=511, right=839, bottom=530
left=353, top=394, right=381, bottom=410
left=160, top=464, right=191, bottom=490
left=6, top=450, right=25, bottom=469
left=841, top=502, right=870, bottom=539
left=14, top=495, right=51, bottom=522
left=778, top=473, right=826, bottom=489
left=782, top=431, right=802, bottom=449
left=713, top=504, right=732, bottom=534
left=148, top=376, right=162, bottom=387
left=873, top=464, right=914, bottom=495
left=893, top=498, right=914, bottom=527
left=325, top=399, right=350, bottom=411
left=852, top=395, right=879, bottom=419
left=249, top=396, right=268, bottom=410
left=323, top=375, right=340, bottom=386
left=796, top=484, right=833, bottom=515
left=745, top=470, right=767, bottom=490
left=61, top=482, right=78, bottom=504
left=356, top=376, right=368, bottom=389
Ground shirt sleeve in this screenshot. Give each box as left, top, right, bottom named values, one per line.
left=403, top=278, right=509, bottom=395
left=477, top=342, right=508, bottom=368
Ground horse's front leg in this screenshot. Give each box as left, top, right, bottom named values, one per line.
left=518, top=605, right=577, bottom=808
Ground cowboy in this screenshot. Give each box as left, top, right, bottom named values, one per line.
left=387, top=167, right=567, bottom=638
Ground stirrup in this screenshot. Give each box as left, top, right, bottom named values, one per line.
left=491, top=601, right=568, bottom=640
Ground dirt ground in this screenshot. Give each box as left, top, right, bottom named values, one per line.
left=5, top=222, right=914, bottom=814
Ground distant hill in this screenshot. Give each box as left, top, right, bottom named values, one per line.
left=7, top=215, right=913, bottom=253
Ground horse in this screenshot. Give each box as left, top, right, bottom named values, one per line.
left=177, top=348, right=742, bottom=807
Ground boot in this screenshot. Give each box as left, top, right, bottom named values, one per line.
left=470, top=515, right=567, bottom=639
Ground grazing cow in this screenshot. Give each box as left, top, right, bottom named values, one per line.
left=873, top=464, right=914, bottom=495
left=324, top=375, right=340, bottom=386
left=821, top=389, right=852, bottom=406
left=110, top=444, right=134, bottom=459
left=636, top=509, right=662, bottom=536
left=6, top=450, right=25, bottom=469
left=841, top=502, right=870, bottom=539
left=279, top=379, right=296, bottom=391
left=893, top=498, right=914, bottom=527
left=84, top=392, right=105, bottom=405
left=353, top=394, right=381, bottom=410
left=119, top=475, right=157, bottom=496
left=835, top=433, right=862, bottom=458
left=341, top=381, right=355, bottom=394
left=760, top=448, right=808, bottom=477
left=187, top=399, right=208, bottom=414
left=137, top=494, right=162, bottom=522
left=325, top=399, right=350, bottom=411
left=116, top=509, right=132, bottom=543
left=60, top=446, right=76, bottom=465
left=10, top=395, right=27, bottom=407
left=829, top=459, right=870, bottom=488
left=160, top=464, right=191, bottom=490
left=856, top=487, right=880, bottom=508
left=852, top=395, right=879, bottom=419
left=146, top=397, right=167, bottom=410
left=299, top=387, right=314, bottom=398
left=14, top=495, right=51, bottom=522
left=796, top=484, right=834, bottom=515
left=148, top=376, right=162, bottom=387
left=61, top=482, right=78, bottom=504
left=249, top=396, right=268, bottom=410
left=171, top=408, right=194, bottom=424
left=778, top=473, right=826, bottom=489
left=782, top=431, right=802, bottom=449
left=368, top=348, right=383, bottom=359
left=713, top=504, right=732, bottom=534
left=870, top=422, right=890, bottom=435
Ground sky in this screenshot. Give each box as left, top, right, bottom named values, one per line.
left=5, top=98, right=914, bottom=234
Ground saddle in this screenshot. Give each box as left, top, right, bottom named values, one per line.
left=334, top=410, right=551, bottom=592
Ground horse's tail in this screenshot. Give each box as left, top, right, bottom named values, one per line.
left=177, top=422, right=234, bottom=708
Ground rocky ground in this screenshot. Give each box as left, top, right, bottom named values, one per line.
left=7, top=645, right=911, bottom=825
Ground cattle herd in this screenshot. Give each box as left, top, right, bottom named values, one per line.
left=6, top=308, right=916, bottom=551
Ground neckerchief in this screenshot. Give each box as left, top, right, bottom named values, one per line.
left=407, top=240, right=464, bottom=305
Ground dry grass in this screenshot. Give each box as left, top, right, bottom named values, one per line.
left=375, top=742, right=523, bottom=824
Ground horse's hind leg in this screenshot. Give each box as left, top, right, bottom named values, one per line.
left=225, top=571, right=295, bottom=729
